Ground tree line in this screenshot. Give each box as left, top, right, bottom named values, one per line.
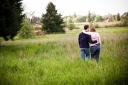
left=0, top=0, right=128, bottom=40
left=64, top=12, right=123, bottom=23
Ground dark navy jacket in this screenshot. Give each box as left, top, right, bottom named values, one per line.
left=78, top=32, right=97, bottom=48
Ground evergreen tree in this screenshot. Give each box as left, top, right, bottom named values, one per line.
left=41, top=2, right=65, bottom=33
left=88, top=11, right=91, bottom=22
left=117, top=13, right=121, bottom=21
left=87, top=11, right=96, bottom=22
left=121, top=12, right=128, bottom=26
left=0, top=0, right=24, bottom=40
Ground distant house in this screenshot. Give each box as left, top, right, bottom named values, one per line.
left=33, top=24, right=44, bottom=36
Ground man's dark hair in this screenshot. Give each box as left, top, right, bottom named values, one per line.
left=84, top=25, right=89, bottom=30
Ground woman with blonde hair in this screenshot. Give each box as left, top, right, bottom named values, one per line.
left=89, top=27, right=101, bottom=62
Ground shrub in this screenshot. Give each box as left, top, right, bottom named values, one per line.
left=18, top=17, right=34, bottom=39
left=67, top=23, right=79, bottom=30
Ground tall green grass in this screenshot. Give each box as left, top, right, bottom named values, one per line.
left=0, top=27, right=128, bottom=85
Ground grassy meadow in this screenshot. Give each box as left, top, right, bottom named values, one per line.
left=0, top=27, right=128, bottom=85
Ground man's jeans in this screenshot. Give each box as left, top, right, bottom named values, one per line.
left=80, top=48, right=90, bottom=60
left=90, top=44, right=100, bottom=62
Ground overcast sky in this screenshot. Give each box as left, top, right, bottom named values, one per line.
left=22, top=0, right=128, bottom=17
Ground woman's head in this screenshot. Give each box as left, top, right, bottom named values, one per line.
left=90, top=27, right=96, bottom=32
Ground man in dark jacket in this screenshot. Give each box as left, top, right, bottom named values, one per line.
left=78, top=25, right=97, bottom=60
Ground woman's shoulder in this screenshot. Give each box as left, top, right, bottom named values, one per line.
left=96, top=32, right=100, bottom=36
left=90, top=32, right=97, bottom=35
left=91, top=32, right=100, bottom=35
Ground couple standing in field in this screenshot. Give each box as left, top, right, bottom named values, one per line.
left=78, top=25, right=101, bottom=62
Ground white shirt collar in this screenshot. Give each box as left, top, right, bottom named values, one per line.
left=82, top=30, right=90, bottom=34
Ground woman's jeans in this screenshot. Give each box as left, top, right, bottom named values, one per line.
left=90, top=44, right=100, bottom=62
left=80, top=48, right=90, bottom=60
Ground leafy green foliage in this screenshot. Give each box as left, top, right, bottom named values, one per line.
left=64, top=18, right=79, bottom=30
left=67, top=23, right=79, bottom=30
left=77, top=16, right=86, bottom=22
left=95, top=15, right=104, bottom=22
left=18, top=17, right=34, bottom=39
left=121, top=12, right=128, bottom=26
left=67, top=23, right=75, bottom=30
left=0, top=0, right=24, bottom=40
left=41, top=2, right=65, bottom=33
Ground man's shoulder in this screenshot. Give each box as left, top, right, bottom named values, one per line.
left=79, top=32, right=84, bottom=35
left=79, top=32, right=87, bottom=35
left=79, top=32, right=90, bottom=38
left=82, top=32, right=90, bottom=35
